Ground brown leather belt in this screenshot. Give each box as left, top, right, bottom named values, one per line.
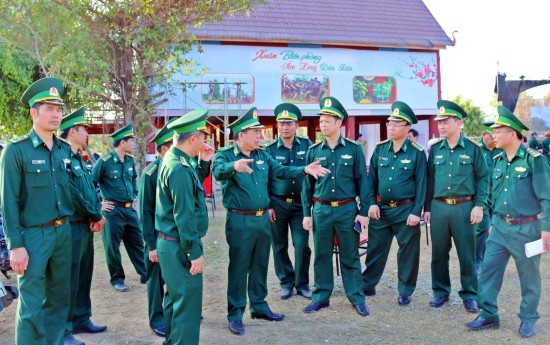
left=313, top=197, right=355, bottom=207
left=435, top=196, right=473, bottom=205
left=499, top=213, right=541, bottom=225
left=274, top=195, right=301, bottom=203
left=41, top=216, right=68, bottom=227
left=228, top=208, right=268, bottom=216
left=379, top=198, right=413, bottom=208
left=70, top=219, right=90, bottom=224
left=109, top=201, right=133, bottom=208
left=159, top=233, right=179, bottom=242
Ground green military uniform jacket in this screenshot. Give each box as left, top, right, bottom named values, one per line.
left=265, top=136, right=312, bottom=198
left=69, top=151, right=102, bottom=223
left=92, top=150, right=137, bottom=203
left=212, top=143, right=305, bottom=211
left=542, top=137, right=550, bottom=160
left=0, top=130, right=74, bottom=249
left=367, top=138, right=427, bottom=217
left=140, top=156, right=162, bottom=251
left=302, top=136, right=369, bottom=217
left=492, top=146, right=550, bottom=230
left=529, top=137, right=541, bottom=151
left=155, top=147, right=208, bottom=260
left=479, top=140, right=503, bottom=211
left=426, top=135, right=489, bottom=211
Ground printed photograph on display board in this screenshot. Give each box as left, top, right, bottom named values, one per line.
left=201, top=73, right=255, bottom=104
left=353, top=76, right=397, bottom=104
left=281, top=74, right=330, bottom=104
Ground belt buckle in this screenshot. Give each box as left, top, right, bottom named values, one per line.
left=125, top=203, right=131, bottom=208
left=285, top=198, right=293, bottom=203
left=445, top=198, right=456, bottom=205
left=54, top=217, right=63, bottom=227
left=256, top=210, right=263, bottom=216
left=331, top=201, right=339, bottom=207
left=388, top=201, right=398, bottom=208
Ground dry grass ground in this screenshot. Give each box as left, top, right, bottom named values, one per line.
left=0, top=202, right=548, bottom=345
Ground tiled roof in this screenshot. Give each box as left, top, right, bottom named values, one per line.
left=192, top=0, right=452, bottom=49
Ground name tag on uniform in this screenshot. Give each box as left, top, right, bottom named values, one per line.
left=32, top=160, right=45, bottom=164
left=110, top=170, right=119, bottom=174
left=341, top=154, right=352, bottom=159
left=276, top=156, right=285, bottom=160
left=297, top=151, right=305, bottom=155
left=316, top=157, right=326, bottom=161
left=379, top=157, right=388, bottom=161
left=460, top=154, right=470, bottom=159
left=515, top=166, right=527, bottom=172
left=435, top=155, right=443, bottom=159
left=256, top=160, right=264, bottom=164
left=74, top=166, right=81, bottom=170
left=401, top=159, right=411, bottom=163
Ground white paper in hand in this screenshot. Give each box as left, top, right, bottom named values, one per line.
left=525, top=239, right=546, bottom=258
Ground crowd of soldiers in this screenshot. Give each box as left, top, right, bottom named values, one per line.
left=0, top=77, right=548, bottom=345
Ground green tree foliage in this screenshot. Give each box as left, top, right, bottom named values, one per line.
left=453, top=95, right=485, bottom=137
left=0, top=43, right=38, bottom=136
left=0, top=0, right=264, bottom=167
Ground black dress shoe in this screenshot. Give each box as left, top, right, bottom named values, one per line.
left=64, top=335, right=85, bottom=345
left=465, top=316, right=500, bottom=330
left=354, top=303, right=370, bottom=316
left=229, top=321, right=245, bottom=335
left=280, top=287, right=293, bottom=300
left=429, top=296, right=449, bottom=308
left=296, top=286, right=312, bottom=299
left=398, top=294, right=411, bottom=306
left=73, top=321, right=108, bottom=334
left=303, top=302, right=330, bottom=313
left=251, top=310, right=285, bottom=321
left=140, top=275, right=147, bottom=284
left=363, top=288, right=376, bottom=296
left=463, top=299, right=479, bottom=313
left=519, top=321, right=536, bottom=338
left=153, top=325, right=166, bottom=337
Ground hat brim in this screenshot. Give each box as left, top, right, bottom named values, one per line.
left=41, top=99, right=65, bottom=106
left=434, top=115, right=451, bottom=121
left=388, top=116, right=408, bottom=122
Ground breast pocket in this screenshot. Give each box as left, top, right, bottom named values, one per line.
left=295, top=155, right=305, bottom=166
left=25, top=163, right=51, bottom=188
left=338, top=159, right=354, bottom=177
left=275, top=156, right=288, bottom=166
left=108, top=169, right=122, bottom=180
left=56, top=161, right=71, bottom=185
left=255, top=161, right=269, bottom=184
left=512, top=169, right=531, bottom=194
left=456, top=157, right=473, bottom=176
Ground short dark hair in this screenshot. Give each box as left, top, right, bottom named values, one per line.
left=355, top=133, right=363, bottom=140
left=514, top=130, right=524, bottom=140
left=59, top=125, right=83, bottom=139
left=156, top=142, right=171, bottom=153
left=408, top=128, right=419, bottom=137
left=31, top=102, right=44, bottom=111
left=175, top=131, right=200, bottom=145
left=113, top=138, right=124, bottom=147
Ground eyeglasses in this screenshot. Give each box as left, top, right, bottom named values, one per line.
left=386, top=123, right=408, bottom=128
left=492, top=130, right=513, bottom=135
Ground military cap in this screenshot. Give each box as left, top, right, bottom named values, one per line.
left=110, top=122, right=135, bottom=141
left=168, top=108, right=210, bottom=135
left=389, top=101, right=418, bottom=124
left=150, top=118, right=178, bottom=145
left=20, top=77, right=65, bottom=107
left=481, top=120, right=494, bottom=133
left=228, top=107, right=264, bottom=135
left=59, top=106, right=90, bottom=131
left=491, top=105, right=529, bottom=133
left=274, top=103, right=302, bottom=122
left=319, top=96, right=348, bottom=120
left=435, top=100, right=467, bottom=121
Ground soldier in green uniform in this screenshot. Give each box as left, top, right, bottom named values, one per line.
left=362, top=101, right=427, bottom=306
left=528, top=131, right=541, bottom=151
left=465, top=106, right=550, bottom=338
left=424, top=100, right=489, bottom=313
left=265, top=103, right=313, bottom=300
left=0, top=77, right=74, bottom=345
left=92, top=122, right=146, bottom=291
left=474, top=121, right=503, bottom=275
left=302, top=97, right=370, bottom=317
left=213, top=108, right=328, bottom=335
left=155, top=108, right=213, bottom=345
left=542, top=131, right=550, bottom=160
left=59, top=107, right=108, bottom=345
left=139, top=119, right=175, bottom=338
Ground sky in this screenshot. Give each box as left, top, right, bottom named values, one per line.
left=422, top=0, right=550, bottom=117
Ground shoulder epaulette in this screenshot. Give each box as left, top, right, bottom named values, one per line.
left=101, top=154, right=113, bottom=162
left=9, top=134, right=30, bottom=144
left=309, top=141, right=322, bottom=149
left=298, top=135, right=310, bottom=140
left=376, top=139, right=390, bottom=146
left=526, top=148, right=541, bottom=158
left=218, top=145, right=233, bottom=152
left=493, top=152, right=504, bottom=160
left=411, top=141, right=425, bottom=152
left=467, top=137, right=483, bottom=147
left=179, top=156, right=190, bottom=167
left=126, top=153, right=135, bottom=159
left=58, top=137, right=71, bottom=146
left=431, top=138, right=444, bottom=145
left=344, top=137, right=359, bottom=145
left=265, top=139, right=277, bottom=147
left=144, top=163, right=158, bottom=176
